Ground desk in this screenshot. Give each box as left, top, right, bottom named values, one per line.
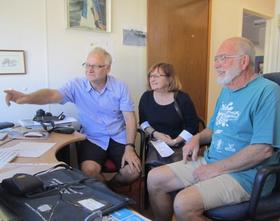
left=0, top=130, right=85, bottom=164
left=0, top=129, right=85, bottom=221
left=0, top=129, right=150, bottom=221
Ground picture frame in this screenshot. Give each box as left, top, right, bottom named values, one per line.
left=66, top=0, right=111, bottom=32
left=0, top=50, right=26, bottom=75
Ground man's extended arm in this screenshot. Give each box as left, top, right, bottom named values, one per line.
left=4, top=89, right=62, bottom=106
left=193, top=144, right=273, bottom=182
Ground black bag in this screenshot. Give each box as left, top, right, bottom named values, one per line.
left=0, top=164, right=133, bottom=221
left=145, top=141, right=184, bottom=167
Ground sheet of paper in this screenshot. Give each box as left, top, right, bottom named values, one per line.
left=6, top=142, right=55, bottom=157
left=150, top=140, right=174, bottom=157
left=78, top=198, right=105, bottom=211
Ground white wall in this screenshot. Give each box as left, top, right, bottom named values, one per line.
left=264, top=0, right=280, bottom=72
left=0, top=0, right=147, bottom=123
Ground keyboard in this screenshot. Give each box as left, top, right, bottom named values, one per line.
left=0, top=149, right=17, bottom=169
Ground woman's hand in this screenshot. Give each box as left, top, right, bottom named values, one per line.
left=153, top=131, right=172, bottom=143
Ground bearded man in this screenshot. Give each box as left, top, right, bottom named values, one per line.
left=147, top=37, right=280, bottom=221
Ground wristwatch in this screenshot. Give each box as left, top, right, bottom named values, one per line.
left=125, top=143, right=135, bottom=148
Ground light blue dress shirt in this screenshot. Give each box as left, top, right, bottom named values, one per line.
left=59, top=76, right=134, bottom=150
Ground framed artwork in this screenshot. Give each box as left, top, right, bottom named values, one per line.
left=0, top=50, right=26, bottom=75
left=67, top=0, right=111, bottom=32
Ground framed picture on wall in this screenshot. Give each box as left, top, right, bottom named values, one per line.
left=67, top=0, right=111, bottom=32
left=0, top=50, right=26, bottom=75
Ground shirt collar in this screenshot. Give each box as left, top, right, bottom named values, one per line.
left=229, top=74, right=260, bottom=92
left=85, top=75, right=114, bottom=93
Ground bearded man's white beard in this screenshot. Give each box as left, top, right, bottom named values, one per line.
left=216, top=67, right=242, bottom=86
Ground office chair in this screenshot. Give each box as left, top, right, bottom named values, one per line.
left=205, top=72, right=280, bottom=221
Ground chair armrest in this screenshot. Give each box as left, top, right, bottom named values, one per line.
left=137, top=128, right=146, bottom=161
left=249, top=163, right=280, bottom=219
left=198, top=117, right=206, bottom=130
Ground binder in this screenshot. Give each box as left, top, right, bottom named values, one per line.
left=0, top=164, right=133, bottom=221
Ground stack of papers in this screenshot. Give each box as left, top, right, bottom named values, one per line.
left=19, top=117, right=77, bottom=128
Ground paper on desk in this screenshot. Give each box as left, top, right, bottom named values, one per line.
left=150, top=140, right=174, bottom=157
left=78, top=198, right=105, bottom=211
left=7, top=142, right=55, bottom=157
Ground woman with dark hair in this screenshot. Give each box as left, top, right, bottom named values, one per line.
left=139, top=62, right=199, bottom=165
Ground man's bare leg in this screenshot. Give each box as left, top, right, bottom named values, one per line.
left=80, top=160, right=105, bottom=181
left=174, top=186, right=212, bottom=221
left=147, top=165, right=185, bottom=221
left=110, top=164, right=140, bottom=186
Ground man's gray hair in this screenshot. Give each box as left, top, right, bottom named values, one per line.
left=89, top=47, right=112, bottom=65
left=235, top=37, right=255, bottom=68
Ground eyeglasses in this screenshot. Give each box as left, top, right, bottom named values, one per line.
left=148, top=73, right=167, bottom=79
left=82, top=63, right=107, bottom=71
left=214, top=54, right=244, bottom=63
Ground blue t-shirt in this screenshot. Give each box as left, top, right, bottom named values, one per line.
left=58, top=76, right=134, bottom=150
left=205, top=76, right=280, bottom=195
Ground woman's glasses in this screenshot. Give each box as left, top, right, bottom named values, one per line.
left=148, top=73, right=167, bottom=79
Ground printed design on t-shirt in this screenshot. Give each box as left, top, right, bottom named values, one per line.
left=216, top=102, right=240, bottom=127
left=216, top=139, right=223, bottom=153
left=214, top=102, right=240, bottom=153
left=214, top=129, right=223, bottom=134
left=224, top=143, right=236, bottom=152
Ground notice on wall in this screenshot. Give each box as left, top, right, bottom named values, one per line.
left=123, top=28, right=146, bottom=47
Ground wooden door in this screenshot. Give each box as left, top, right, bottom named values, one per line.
left=148, top=0, right=210, bottom=120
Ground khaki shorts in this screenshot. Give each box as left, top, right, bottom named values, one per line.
left=168, top=158, right=250, bottom=210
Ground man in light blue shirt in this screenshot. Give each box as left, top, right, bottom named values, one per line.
left=4, top=47, right=141, bottom=186
left=147, top=37, right=280, bottom=221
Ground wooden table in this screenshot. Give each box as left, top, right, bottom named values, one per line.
left=0, top=129, right=85, bottom=176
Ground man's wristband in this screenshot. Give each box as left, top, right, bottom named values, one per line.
left=151, top=129, right=156, bottom=138
left=125, top=143, right=135, bottom=148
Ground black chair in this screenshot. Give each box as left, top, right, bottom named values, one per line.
left=205, top=72, right=280, bottom=221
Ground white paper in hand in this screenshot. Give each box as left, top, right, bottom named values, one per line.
left=150, top=140, right=174, bottom=157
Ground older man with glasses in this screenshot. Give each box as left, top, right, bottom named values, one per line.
left=147, top=37, right=280, bottom=221
left=4, top=47, right=141, bottom=186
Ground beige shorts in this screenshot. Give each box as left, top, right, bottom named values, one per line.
left=168, top=158, right=250, bottom=210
